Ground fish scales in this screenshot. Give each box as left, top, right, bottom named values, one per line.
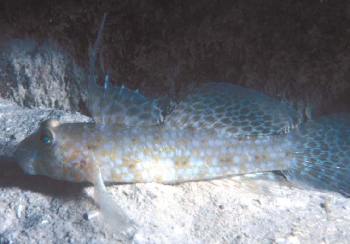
left=19, top=122, right=296, bottom=184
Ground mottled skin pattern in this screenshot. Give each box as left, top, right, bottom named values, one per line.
left=15, top=118, right=297, bottom=184
left=15, top=78, right=304, bottom=184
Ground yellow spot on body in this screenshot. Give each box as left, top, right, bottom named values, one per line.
left=155, top=175, right=163, bottom=182
left=63, top=141, right=75, bottom=150
left=71, top=170, right=83, bottom=181
left=86, top=160, right=96, bottom=174
left=109, top=153, right=118, bottom=161
left=63, top=165, right=70, bottom=177
left=177, top=175, right=185, bottom=182
left=99, top=149, right=111, bottom=158
left=133, top=171, right=143, bottom=182
left=174, top=156, right=190, bottom=169
left=74, top=160, right=86, bottom=170
left=111, top=170, right=122, bottom=181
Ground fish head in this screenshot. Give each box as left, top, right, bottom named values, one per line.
left=14, top=119, right=64, bottom=180
left=15, top=119, right=97, bottom=182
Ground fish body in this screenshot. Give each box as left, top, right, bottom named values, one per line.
left=14, top=81, right=350, bottom=196
left=15, top=119, right=297, bottom=184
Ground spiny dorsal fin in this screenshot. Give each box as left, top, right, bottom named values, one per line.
left=88, top=13, right=162, bottom=126
left=89, top=76, right=163, bottom=126
left=166, top=83, right=300, bottom=136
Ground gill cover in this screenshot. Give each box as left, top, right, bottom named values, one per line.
left=14, top=119, right=60, bottom=176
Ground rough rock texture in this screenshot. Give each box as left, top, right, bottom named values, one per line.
left=0, top=0, right=349, bottom=243
left=0, top=40, right=87, bottom=111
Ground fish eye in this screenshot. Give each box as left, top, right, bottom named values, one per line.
left=39, top=130, right=54, bottom=147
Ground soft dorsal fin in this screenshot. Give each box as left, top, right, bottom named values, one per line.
left=166, top=83, right=300, bottom=135
left=88, top=14, right=162, bottom=126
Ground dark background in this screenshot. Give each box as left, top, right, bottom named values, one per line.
left=0, top=0, right=349, bottom=117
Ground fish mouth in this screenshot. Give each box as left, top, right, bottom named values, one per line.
left=14, top=146, right=38, bottom=175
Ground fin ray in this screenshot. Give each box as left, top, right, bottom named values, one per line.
left=89, top=77, right=162, bottom=126
left=92, top=156, right=138, bottom=235
left=88, top=13, right=162, bottom=126
left=283, top=114, right=350, bottom=197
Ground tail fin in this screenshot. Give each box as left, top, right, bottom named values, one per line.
left=283, top=114, right=350, bottom=197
